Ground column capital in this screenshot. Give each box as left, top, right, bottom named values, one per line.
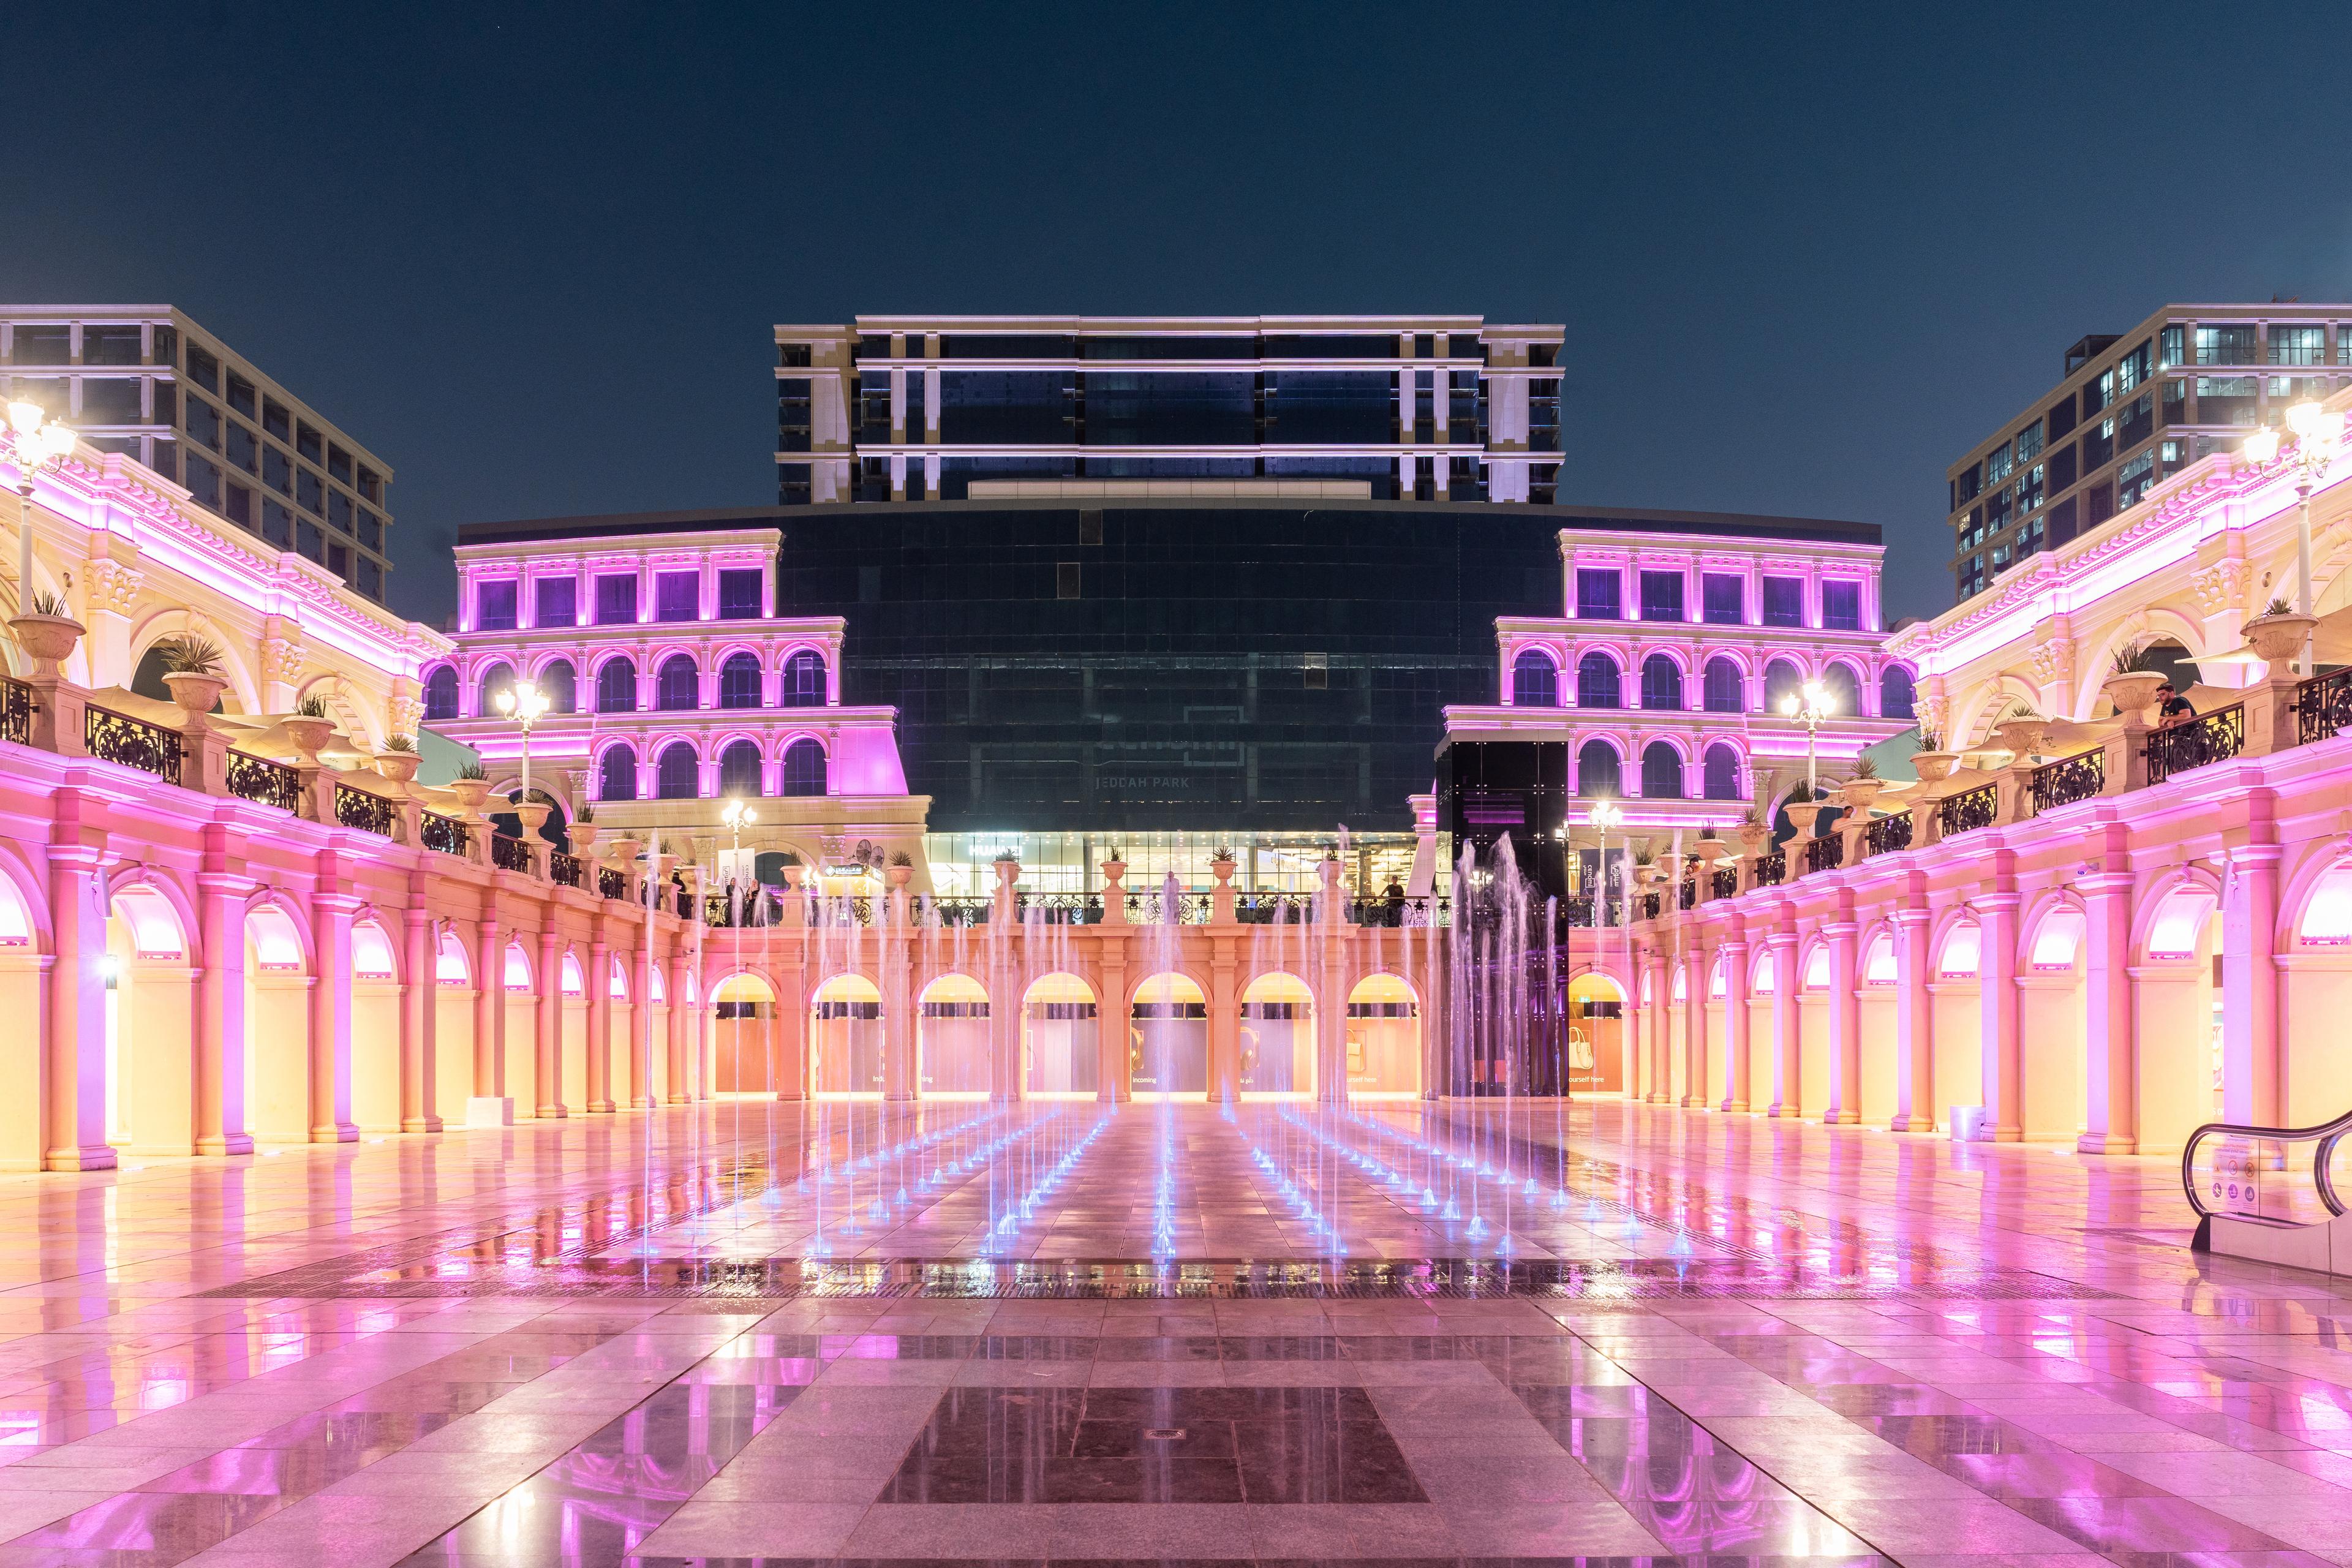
left=1970, top=891, right=2022, bottom=914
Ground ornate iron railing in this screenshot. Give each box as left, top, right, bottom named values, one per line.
left=2030, top=746, right=2106, bottom=814
left=86, top=704, right=181, bottom=785
left=1640, top=891, right=1660, bottom=921
left=1804, top=834, right=1844, bottom=875
left=1565, top=892, right=1596, bottom=926
left=489, top=832, right=530, bottom=873
left=1016, top=892, right=1102, bottom=925
left=1678, top=878, right=1696, bottom=910
left=930, top=896, right=992, bottom=926
left=598, top=867, right=627, bottom=900
left=0, top=678, right=31, bottom=747
left=334, top=785, right=394, bottom=836
left=549, top=850, right=582, bottom=889
left=421, top=812, right=469, bottom=856
left=1126, top=891, right=1212, bottom=924
left=1938, top=783, right=1997, bottom=837
left=2145, top=703, right=2245, bottom=785
left=225, top=750, right=300, bottom=812
left=1753, top=850, right=1785, bottom=888
left=1864, top=810, right=1912, bottom=858
left=2298, top=668, right=2352, bottom=745
left=1711, top=867, right=1736, bottom=899
left=674, top=888, right=691, bottom=919
left=1237, top=893, right=1314, bottom=924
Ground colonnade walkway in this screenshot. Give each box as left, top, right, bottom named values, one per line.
left=0, top=1095, right=2341, bottom=1566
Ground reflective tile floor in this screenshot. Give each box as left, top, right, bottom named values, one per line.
left=0, top=1096, right=2345, bottom=1568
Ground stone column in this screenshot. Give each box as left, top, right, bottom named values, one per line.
left=2223, top=840, right=2284, bottom=1127
left=586, top=932, right=614, bottom=1112
left=667, top=949, right=693, bottom=1104
left=1889, top=905, right=1932, bottom=1132
left=400, top=899, right=440, bottom=1133
left=1098, top=934, right=1130, bottom=1104
left=43, top=840, right=113, bottom=1171
left=1207, top=934, right=1238, bottom=1106
left=1319, top=925, right=1349, bottom=1105
left=535, top=926, right=562, bottom=1118
left=1977, top=891, right=2023, bottom=1141
left=194, top=859, right=254, bottom=1155
left=308, top=886, right=359, bottom=1143
left=2078, top=862, right=2136, bottom=1153
left=473, top=914, right=505, bottom=1109
left=1825, top=913, right=1860, bottom=1124
left=883, top=918, right=916, bottom=1102
left=1720, top=935, right=1751, bottom=1114
left=1681, top=941, right=1709, bottom=1108
left=1645, top=948, right=1670, bottom=1104
left=1766, top=929, right=1800, bottom=1117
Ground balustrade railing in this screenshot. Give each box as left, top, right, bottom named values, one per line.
left=489, top=832, right=530, bottom=873
left=1640, top=891, right=1660, bottom=921
left=1937, top=782, right=1997, bottom=838
left=334, top=785, right=394, bottom=836
left=1864, top=810, right=1912, bottom=857
left=1711, top=867, right=1736, bottom=899
left=1804, top=834, right=1844, bottom=874
left=929, top=897, right=992, bottom=926
left=2030, top=746, right=2106, bottom=814
left=598, top=867, right=626, bottom=900
left=1753, top=850, right=1785, bottom=887
left=1678, top=878, right=1695, bottom=910
left=421, top=812, right=469, bottom=856
left=1237, top=894, right=1314, bottom=924
left=0, top=678, right=31, bottom=747
left=2299, top=667, right=2352, bottom=744
left=549, top=850, right=582, bottom=889
left=225, top=750, right=300, bottom=812
left=1126, top=891, right=1212, bottom=924
left=86, top=705, right=182, bottom=785
left=2145, top=703, right=2245, bottom=785
left=1016, top=892, right=1101, bottom=925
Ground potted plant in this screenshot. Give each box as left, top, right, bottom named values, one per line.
left=374, top=733, right=422, bottom=784
left=156, top=635, right=230, bottom=714
left=777, top=849, right=803, bottom=891
left=9, top=589, right=83, bottom=673
left=2103, top=643, right=2170, bottom=721
left=1783, top=783, right=1830, bottom=839
left=1990, top=702, right=2049, bottom=764
left=567, top=800, right=599, bottom=855
left=282, top=693, right=338, bottom=763
left=447, top=759, right=493, bottom=816
left=2244, top=594, right=2316, bottom=665
left=1838, top=755, right=1883, bottom=811
left=1910, top=729, right=1958, bottom=783
left=992, top=848, right=1021, bottom=888
left=886, top=848, right=915, bottom=889
left=1694, top=821, right=1728, bottom=860
left=1736, top=805, right=1769, bottom=852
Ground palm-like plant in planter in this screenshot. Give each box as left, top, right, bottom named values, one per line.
left=11, top=589, right=83, bottom=671
left=2103, top=642, right=2170, bottom=721
left=447, top=758, right=494, bottom=816
left=155, top=635, right=230, bottom=714
left=282, top=692, right=338, bottom=763
left=2244, top=594, right=2315, bottom=666
left=374, top=731, right=423, bottom=785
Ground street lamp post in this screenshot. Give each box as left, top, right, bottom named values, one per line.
left=1588, top=797, right=1623, bottom=927
left=7, top=400, right=78, bottom=620
left=1779, top=678, right=1834, bottom=801
left=491, top=677, right=549, bottom=831
left=2242, top=399, right=2343, bottom=675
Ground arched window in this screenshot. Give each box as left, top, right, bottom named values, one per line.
left=1640, top=654, right=1683, bottom=711
left=1510, top=649, right=1558, bottom=707
left=780, top=737, right=827, bottom=796
left=1641, top=741, right=1684, bottom=798
left=718, top=652, right=763, bottom=709
left=1880, top=665, right=1917, bottom=720
left=1703, top=742, right=1741, bottom=799
left=1576, top=739, right=1621, bottom=797
left=1577, top=652, right=1622, bottom=709
left=1821, top=661, right=1861, bottom=717
left=423, top=666, right=459, bottom=722
left=1763, top=658, right=1802, bottom=712
left=595, top=657, right=637, bottom=714
left=538, top=659, right=576, bottom=715
left=781, top=649, right=827, bottom=708
left=717, top=739, right=763, bottom=797
left=1703, top=657, right=1743, bottom=714
left=655, top=742, right=699, bottom=799
left=656, top=654, right=699, bottom=712
left=477, top=662, right=514, bottom=717
left=598, top=743, right=638, bottom=801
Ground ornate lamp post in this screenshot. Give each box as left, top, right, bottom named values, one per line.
left=491, top=677, right=550, bottom=834
left=1780, top=677, right=1834, bottom=801
left=2242, top=399, right=2342, bottom=674
left=6, top=399, right=77, bottom=622
left=1588, top=797, right=1623, bottom=926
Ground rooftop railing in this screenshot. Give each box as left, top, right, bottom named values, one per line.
left=1864, top=810, right=1912, bottom=857
left=86, top=705, right=181, bottom=785
left=2030, top=747, right=2106, bottom=815
left=334, top=785, right=394, bottom=836
left=2146, top=704, right=2245, bottom=785
left=225, top=751, right=300, bottom=812
left=1938, top=782, right=1997, bottom=839
left=421, top=812, right=469, bottom=856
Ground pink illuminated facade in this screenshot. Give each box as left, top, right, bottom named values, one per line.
left=432, top=524, right=929, bottom=880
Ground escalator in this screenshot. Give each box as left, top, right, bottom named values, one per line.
left=2184, top=1109, right=2352, bottom=1272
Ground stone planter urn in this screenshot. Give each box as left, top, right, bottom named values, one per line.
left=1991, top=718, right=2048, bottom=764
left=886, top=862, right=914, bottom=890
left=993, top=857, right=1021, bottom=889
left=1694, top=835, right=1728, bottom=863
left=514, top=801, right=551, bottom=837
left=567, top=821, right=600, bottom=855
left=1911, top=749, right=1959, bottom=783
left=373, top=751, right=422, bottom=785
left=9, top=613, right=82, bottom=675
left=2102, top=671, right=2167, bottom=722
left=781, top=862, right=804, bottom=892
left=447, top=778, right=493, bottom=817
left=608, top=835, right=643, bottom=868
left=162, top=671, right=228, bottom=714
left=282, top=715, right=337, bottom=762
left=1736, top=821, right=1768, bottom=854
left=1784, top=801, right=1827, bottom=840
left=2244, top=611, right=2316, bottom=665
left=1838, top=778, right=1885, bottom=812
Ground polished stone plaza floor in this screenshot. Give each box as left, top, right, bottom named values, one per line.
left=0, top=1096, right=2340, bottom=1568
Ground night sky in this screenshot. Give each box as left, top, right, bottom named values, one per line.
left=8, top=2, right=2349, bottom=628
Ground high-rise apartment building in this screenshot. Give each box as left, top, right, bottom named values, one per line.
left=773, top=315, right=1564, bottom=508
left=1948, top=302, right=2352, bottom=605
left=0, top=306, right=394, bottom=603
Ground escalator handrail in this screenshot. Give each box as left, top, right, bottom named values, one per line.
left=2180, top=1108, right=2352, bottom=1221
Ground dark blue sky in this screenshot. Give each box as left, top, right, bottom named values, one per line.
left=9, top=2, right=2349, bottom=627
